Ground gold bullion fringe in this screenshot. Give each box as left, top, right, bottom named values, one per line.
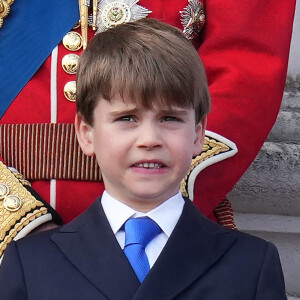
left=0, top=123, right=102, bottom=181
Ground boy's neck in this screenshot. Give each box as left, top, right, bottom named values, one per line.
left=105, top=190, right=180, bottom=213
left=115, top=198, right=166, bottom=213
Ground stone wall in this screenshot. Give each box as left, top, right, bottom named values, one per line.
left=228, top=2, right=300, bottom=298
left=229, top=93, right=300, bottom=297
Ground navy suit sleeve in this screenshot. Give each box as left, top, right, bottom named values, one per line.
left=0, top=241, right=28, bottom=300
left=255, top=242, right=287, bottom=300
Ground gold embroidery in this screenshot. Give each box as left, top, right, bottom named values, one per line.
left=9, top=169, right=31, bottom=187
left=0, top=161, right=48, bottom=257
left=180, top=136, right=230, bottom=197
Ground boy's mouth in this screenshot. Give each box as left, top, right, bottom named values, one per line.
left=132, top=162, right=165, bottom=169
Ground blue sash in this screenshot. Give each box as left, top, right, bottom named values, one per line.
left=0, top=0, right=79, bottom=118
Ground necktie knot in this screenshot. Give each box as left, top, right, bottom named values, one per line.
left=124, top=217, right=161, bottom=248
left=123, top=217, right=161, bottom=282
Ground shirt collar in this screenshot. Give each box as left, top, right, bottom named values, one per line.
left=101, top=191, right=184, bottom=237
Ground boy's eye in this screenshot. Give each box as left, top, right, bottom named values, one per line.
left=117, top=115, right=136, bottom=122
left=162, top=116, right=182, bottom=122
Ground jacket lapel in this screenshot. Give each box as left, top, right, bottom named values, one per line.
left=133, top=199, right=237, bottom=300
left=51, top=197, right=236, bottom=299
left=51, top=198, right=140, bottom=300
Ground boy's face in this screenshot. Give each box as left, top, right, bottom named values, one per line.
left=76, top=96, right=206, bottom=212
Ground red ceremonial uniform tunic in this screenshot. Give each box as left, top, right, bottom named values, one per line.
left=0, top=0, right=296, bottom=224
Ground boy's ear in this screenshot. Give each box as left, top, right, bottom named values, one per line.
left=193, top=117, right=207, bottom=157
left=74, top=113, right=95, bottom=156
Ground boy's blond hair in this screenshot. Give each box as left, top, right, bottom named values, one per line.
left=76, top=18, right=211, bottom=125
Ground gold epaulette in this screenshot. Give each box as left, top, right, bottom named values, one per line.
left=0, top=161, right=49, bottom=258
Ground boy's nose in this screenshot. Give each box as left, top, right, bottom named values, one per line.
left=136, top=123, right=162, bottom=149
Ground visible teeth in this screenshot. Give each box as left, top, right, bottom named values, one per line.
left=135, top=162, right=162, bottom=168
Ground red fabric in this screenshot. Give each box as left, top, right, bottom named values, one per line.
left=194, top=0, right=296, bottom=215
left=0, top=0, right=296, bottom=223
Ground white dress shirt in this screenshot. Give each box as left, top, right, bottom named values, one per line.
left=101, top=190, right=184, bottom=268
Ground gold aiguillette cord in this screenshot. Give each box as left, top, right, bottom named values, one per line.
left=93, top=0, right=98, bottom=30
left=79, top=0, right=89, bottom=49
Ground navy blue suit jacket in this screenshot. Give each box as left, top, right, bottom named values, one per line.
left=0, top=197, right=286, bottom=299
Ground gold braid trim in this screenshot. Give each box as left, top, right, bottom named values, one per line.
left=0, top=208, right=48, bottom=256
left=180, top=136, right=230, bottom=197
left=0, top=161, right=48, bottom=257
left=0, top=0, right=14, bottom=29
left=9, top=168, right=32, bottom=187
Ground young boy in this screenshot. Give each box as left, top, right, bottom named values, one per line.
left=0, top=19, right=286, bottom=299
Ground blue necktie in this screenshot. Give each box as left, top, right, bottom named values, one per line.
left=124, top=217, right=162, bottom=282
